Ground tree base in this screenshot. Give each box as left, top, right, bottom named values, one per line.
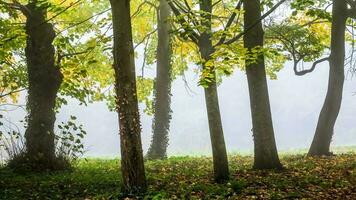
left=7, top=153, right=72, bottom=173
left=145, top=150, right=167, bottom=160
left=307, top=151, right=335, bottom=157
left=214, top=174, right=230, bottom=184
left=253, top=162, right=284, bottom=171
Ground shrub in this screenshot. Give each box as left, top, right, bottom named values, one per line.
left=0, top=114, right=86, bottom=171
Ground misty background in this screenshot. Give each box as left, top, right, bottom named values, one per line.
left=5, top=60, right=356, bottom=157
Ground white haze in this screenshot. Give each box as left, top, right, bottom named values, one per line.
left=7, top=60, right=356, bottom=157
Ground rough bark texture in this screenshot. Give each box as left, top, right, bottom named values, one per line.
left=23, top=2, right=63, bottom=170
left=199, top=0, right=229, bottom=182
left=243, top=0, right=282, bottom=169
left=308, top=0, right=347, bottom=156
left=146, top=0, right=172, bottom=160
left=110, top=0, right=146, bottom=194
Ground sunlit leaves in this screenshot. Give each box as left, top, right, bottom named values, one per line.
left=0, top=0, right=114, bottom=107
left=137, top=77, right=155, bottom=115
left=131, top=0, right=157, bottom=45
left=265, top=14, right=330, bottom=67
left=0, top=11, right=27, bottom=103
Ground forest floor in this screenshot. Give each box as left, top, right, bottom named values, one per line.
left=0, top=150, right=355, bottom=199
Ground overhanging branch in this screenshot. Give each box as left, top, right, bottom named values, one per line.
left=294, top=57, right=329, bottom=76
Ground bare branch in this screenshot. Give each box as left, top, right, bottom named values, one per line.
left=294, top=57, right=329, bottom=76
left=131, top=0, right=158, bottom=19
left=223, top=0, right=287, bottom=45
left=43, top=0, right=82, bottom=23
left=212, top=0, right=222, bottom=8
left=0, top=88, right=26, bottom=99
left=57, top=8, right=111, bottom=35
left=134, top=28, right=158, bottom=49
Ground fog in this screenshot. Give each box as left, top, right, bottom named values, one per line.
left=7, top=61, right=356, bottom=157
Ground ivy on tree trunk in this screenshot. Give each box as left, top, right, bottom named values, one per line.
left=23, top=2, right=63, bottom=170
left=110, top=0, right=147, bottom=194
left=147, top=0, right=173, bottom=160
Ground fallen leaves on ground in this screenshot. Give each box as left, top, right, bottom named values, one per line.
left=0, top=153, right=355, bottom=199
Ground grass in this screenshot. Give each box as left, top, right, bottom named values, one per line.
left=0, top=151, right=355, bottom=199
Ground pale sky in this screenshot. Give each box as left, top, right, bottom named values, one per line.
left=5, top=59, right=356, bottom=157
left=53, top=61, right=356, bottom=157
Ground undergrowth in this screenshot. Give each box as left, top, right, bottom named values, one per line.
left=1, top=152, right=355, bottom=199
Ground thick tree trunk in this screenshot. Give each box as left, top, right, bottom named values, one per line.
left=243, top=0, right=282, bottom=169
left=146, top=0, right=172, bottom=160
left=109, top=0, right=146, bottom=194
left=199, top=0, right=229, bottom=182
left=24, top=2, right=63, bottom=170
left=308, top=0, right=347, bottom=156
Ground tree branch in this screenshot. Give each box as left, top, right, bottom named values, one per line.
left=134, top=27, right=158, bottom=49
left=215, top=0, right=243, bottom=46
left=131, top=0, right=158, bottom=19
left=223, top=0, right=287, bottom=45
left=0, top=0, right=29, bottom=15
left=294, top=57, right=329, bottom=76
left=57, top=8, right=111, bottom=35
left=0, top=88, right=26, bottom=98
left=166, top=0, right=200, bottom=44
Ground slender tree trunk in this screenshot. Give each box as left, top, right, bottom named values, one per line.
left=109, top=0, right=146, bottom=194
left=23, top=2, right=63, bottom=170
left=308, top=0, right=347, bottom=156
left=146, top=0, right=172, bottom=160
left=199, top=0, right=229, bottom=182
left=203, top=76, right=229, bottom=182
left=243, top=0, right=282, bottom=169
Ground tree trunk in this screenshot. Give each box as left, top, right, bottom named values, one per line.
left=203, top=78, right=230, bottom=182
left=199, top=0, right=229, bottom=182
left=243, top=0, right=282, bottom=169
left=308, top=0, right=347, bottom=156
left=146, top=0, right=172, bottom=160
left=109, top=0, right=146, bottom=194
left=23, top=2, right=63, bottom=170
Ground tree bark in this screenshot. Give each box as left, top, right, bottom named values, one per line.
left=23, top=2, right=63, bottom=170
left=203, top=76, right=230, bottom=182
left=308, top=0, right=347, bottom=156
left=199, top=0, right=229, bottom=182
left=243, top=0, right=282, bottom=169
left=109, top=0, right=146, bottom=194
left=146, top=0, right=172, bottom=160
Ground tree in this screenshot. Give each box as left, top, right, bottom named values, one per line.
left=0, top=0, right=64, bottom=170
left=109, top=0, right=147, bottom=193
left=23, top=1, right=64, bottom=170
left=289, top=0, right=354, bottom=156
left=198, top=0, right=230, bottom=182
left=308, top=0, right=348, bottom=156
left=243, top=0, right=282, bottom=169
left=167, top=0, right=230, bottom=182
left=146, top=0, right=173, bottom=160
left=0, top=0, right=114, bottom=170
left=166, top=0, right=286, bottom=180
